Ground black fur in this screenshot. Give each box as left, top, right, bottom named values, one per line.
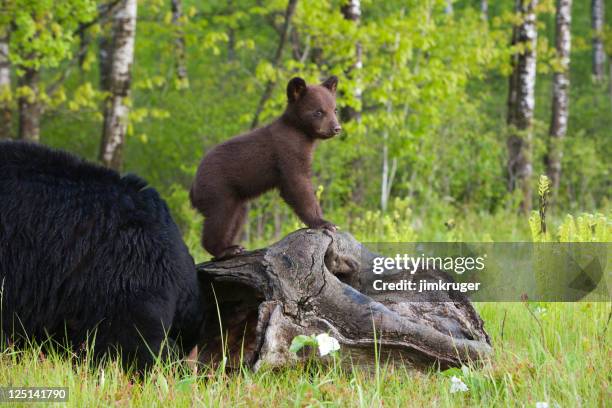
left=0, top=141, right=206, bottom=369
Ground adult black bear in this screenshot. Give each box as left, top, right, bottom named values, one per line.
left=0, top=141, right=207, bottom=369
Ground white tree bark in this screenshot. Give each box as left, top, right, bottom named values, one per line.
left=507, top=0, right=538, bottom=214
left=481, top=0, right=489, bottom=20
left=0, top=33, right=11, bottom=139
left=546, top=0, right=572, bottom=195
left=445, top=0, right=453, bottom=15
left=341, top=0, right=362, bottom=123
left=171, top=0, right=188, bottom=83
left=99, top=0, right=137, bottom=170
left=342, top=0, right=366, bottom=206
left=591, top=0, right=605, bottom=82
left=381, top=102, right=397, bottom=212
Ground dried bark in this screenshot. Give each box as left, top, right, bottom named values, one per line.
left=250, top=0, right=298, bottom=129
left=17, top=67, right=40, bottom=142
left=171, top=0, right=188, bottom=82
left=507, top=0, right=538, bottom=214
left=591, top=0, right=605, bottom=82
left=546, top=0, right=572, bottom=195
left=0, top=33, right=11, bottom=139
left=196, top=229, right=491, bottom=371
left=99, top=0, right=137, bottom=171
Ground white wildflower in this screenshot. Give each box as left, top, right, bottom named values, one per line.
left=535, top=403, right=549, bottom=408
left=534, top=307, right=547, bottom=317
left=450, top=376, right=469, bottom=393
left=315, top=333, right=340, bottom=356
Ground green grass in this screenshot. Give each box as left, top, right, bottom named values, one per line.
left=1, top=302, right=610, bottom=407
left=2, top=205, right=610, bottom=406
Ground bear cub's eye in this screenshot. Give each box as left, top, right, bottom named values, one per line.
left=314, top=110, right=324, bottom=117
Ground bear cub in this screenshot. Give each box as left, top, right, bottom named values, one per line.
left=190, top=76, right=341, bottom=260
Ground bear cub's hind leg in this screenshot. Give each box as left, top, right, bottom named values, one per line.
left=202, top=198, right=247, bottom=261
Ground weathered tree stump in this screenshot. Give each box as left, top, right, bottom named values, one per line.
left=196, top=229, right=491, bottom=370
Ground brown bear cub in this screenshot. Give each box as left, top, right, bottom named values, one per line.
left=190, top=76, right=341, bottom=260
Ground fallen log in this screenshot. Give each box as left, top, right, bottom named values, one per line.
left=196, top=229, right=491, bottom=370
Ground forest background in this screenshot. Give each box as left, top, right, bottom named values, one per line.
left=1, top=0, right=610, bottom=254
left=0, top=1, right=611, bottom=406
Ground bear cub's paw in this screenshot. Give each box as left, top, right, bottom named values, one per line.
left=212, top=245, right=246, bottom=261
left=310, top=219, right=337, bottom=232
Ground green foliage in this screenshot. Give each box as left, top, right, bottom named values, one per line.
left=529, top=173, right=610, bottom=243
left=530, top=211, right=610, bottom=242
left=4, top=0, right=96, bottom=71
left=2, top=0, right=610, bottom=247
left=351, top=197, right=416, bottom=242
left=289, top=334, right=318, bottom=354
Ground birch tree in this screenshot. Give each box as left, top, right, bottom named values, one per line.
left=481, top=0, right=489, bottom=20
left=546, top=0, right=572, bottom=196
left=99, top=0, right=137, bottom=170
left=591, top=0, right=605, bottom=82
left=171, top=0, right=188, bottom=85
left=381, top=101, right=397, bottom=212
left=507, top=0, right=538, bottom=214
left=445, top=0, right=454, bottom=15
left=0, top=32, right=10, bottom=139
left=341, top=0, right=365, bottom=205
left=341, top=0, right=362, bottom=123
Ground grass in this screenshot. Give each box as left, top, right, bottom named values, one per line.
left=1, top=302, right=610, bottom=407
left=2, top=199, right=610, bottom=406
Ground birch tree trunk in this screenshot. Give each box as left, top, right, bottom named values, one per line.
left=381, top=102, right=397, bottom=212
left=481, top=0, right=489, bottom=20
left=17, top=67, right=40, bottom=142
left=99, top=0, right=137, bottom=171
left=546, top=0, right=572, bottom=196
left=445, top=0, right=453, bottom=15
left=0, top=33, right=11, bottom=139
left=591, top=0, right=605, bottom=82
left=341, top=0, right=362, bottom=123
left=507, top=0, right=538, bottom=214
left=341, top=1, right=366, bottom=207
left=171, top=0, right=188, bottom=83
left=250, top=0, right=298, bottom=129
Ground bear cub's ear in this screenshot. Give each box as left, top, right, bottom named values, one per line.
left=287, top=77, right=307, bottom=103
left=321, top=76, right=338, bottom=94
